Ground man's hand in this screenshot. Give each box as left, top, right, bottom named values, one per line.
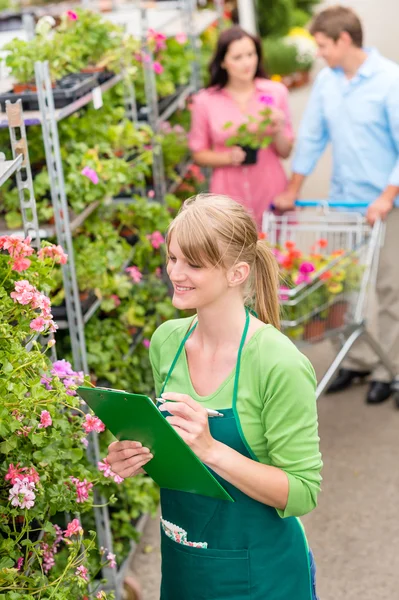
left=366, top=194, right=394, bottom=225
left=273, top=189, right=297, bottom=212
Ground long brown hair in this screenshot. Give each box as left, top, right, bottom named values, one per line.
left=167, top=194, right=280, bottom=329
left=208, top=25, right=268, bottom=89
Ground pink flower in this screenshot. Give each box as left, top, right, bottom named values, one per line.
left=98, top=458, right=124, bottom=483
left=12, top=257, right=31, bottom=272
left=8, top=477, right=36, bottom=509
left=142, top=339, right=150, bottom=349
left=148, top=28, right=167, bottom=51
left=81, top=166, right=99, bottom=185
left=38, top=245, right=68, bottom=264
left=107, top=552, right=116, bottom=569
left=96, top=592, right=107, bottom=599
left=30, top=317, right=47, bottom=332
left=147, top=231, right=165, bottom=250
left=70, top=477, right=93, bottom=503
left=81, top=436, right=89, bottom=448
left=82, top=414, right=105, bottom=434
left=295, top=273, right=312, bottom=286
left=1, top=235, right=34, bottom=259
left=153, top=61, right=164, bottom=75
left=175, top=32, right=188, bottom=44
left=38, top=410, right=52, bottom=429
left=299, top=261, right=316, bottom=275
left=126, top=266, right=143, bottom=284
left=10, top=280, right=36, bottom=305
left=67, top=10, right=78, bottom=20
left=148, top=189, right=155, bottom=198
left=16, top=557, right=24, bottom=571
left=5, top=463, right=24, bottom=485
left=259, top=94, right=275, bottom=106
left=110, top=294, right=121, bottom=307
left=279, top=286, right=290, bottom=301
left=64, top=519, right=83, bottom=538
left=75, top=565, right=89, bottom=581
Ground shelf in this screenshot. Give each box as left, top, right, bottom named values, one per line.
left=166, top=158, right=192, bottom=194
left=0, top=153, right=23, bottom=187
left=0, top=74, right=123, bottom=129
left=56, top=247, right=135, bottom=329
left=0, top=201, right=100, bottom=238
left=105, top=6, right=218, bottom=38
left=158, top=83, right=194, bottom=125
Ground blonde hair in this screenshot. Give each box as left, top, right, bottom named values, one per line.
left=167, top=194, right=280, bottom=329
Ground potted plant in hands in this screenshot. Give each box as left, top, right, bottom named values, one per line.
left=223, top=99, right=273, bottom=165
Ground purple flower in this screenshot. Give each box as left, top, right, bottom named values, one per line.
left=41, top=376, right=53, bottom=391
left=259, top=94, right=275, bottom=106
left=299, top=261, right=315, bottom=275
left=142, top=339, right=150, bottom=349
left=52, top=359, right=75, bottom=378
left=81, top=166, right=99, bottom=185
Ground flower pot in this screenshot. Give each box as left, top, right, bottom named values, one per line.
left=327, top=300, right=349, bottom=330
left=239, top=145, right=258, bottom=165
left=304, top=318, right=326, bottom=343
left=13, top=82, right=37, bottom=93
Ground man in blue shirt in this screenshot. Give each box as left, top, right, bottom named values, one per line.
left=275, top=5, right=399, bottom=404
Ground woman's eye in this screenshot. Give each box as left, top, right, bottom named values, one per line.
left=189, top=264, right=201, bottom=269
left=168, top=255, right=177, bottom=262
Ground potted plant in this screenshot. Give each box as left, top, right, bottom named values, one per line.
left=223, top=101, right=273, bottom=165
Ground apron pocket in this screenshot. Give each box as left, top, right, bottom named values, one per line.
left=160, top=526, right=250, bottom=600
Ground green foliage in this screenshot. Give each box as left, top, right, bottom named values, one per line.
left=256, top=0, right=295, bottom=38
left=263, top=37, right=299, bottom=76
left=223, top=106, right=273, bottom=150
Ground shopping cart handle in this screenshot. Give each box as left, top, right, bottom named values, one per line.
left=295, top=200, right=370, bottom=208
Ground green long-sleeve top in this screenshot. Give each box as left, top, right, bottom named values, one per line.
left=149, top=318, right=323, bottom=519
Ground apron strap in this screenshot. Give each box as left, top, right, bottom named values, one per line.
left=160, top=319, right=198, bottom=395
left=160, top=308, right=250, bottom=400
left=232, top=308, right=250, bottom=409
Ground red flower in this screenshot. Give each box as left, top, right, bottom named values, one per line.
left=285, top=240, right=296, bottom=250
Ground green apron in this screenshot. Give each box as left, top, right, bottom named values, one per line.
left=159, top=309, right=313, bottom=600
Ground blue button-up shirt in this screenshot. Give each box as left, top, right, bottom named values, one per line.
left=292, top=48, right=399, bottom=206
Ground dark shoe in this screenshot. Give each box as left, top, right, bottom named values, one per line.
left=326, top=368, right=371, bottom=394
left=366, top=381, right=392, bottom=404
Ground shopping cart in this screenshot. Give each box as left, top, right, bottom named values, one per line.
left=262, top=200, right=399, bottom=404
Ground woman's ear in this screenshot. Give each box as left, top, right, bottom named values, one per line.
left=227, top=262, right=250, bottom=288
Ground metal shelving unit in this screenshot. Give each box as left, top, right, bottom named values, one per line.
left=0, top=153, right=23, bottom=186
left=0, top=2, right=223, bottom=596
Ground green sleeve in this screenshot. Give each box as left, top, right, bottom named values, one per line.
left=261, top=352, right=323, bottom=518
left=149, top=325, right=166, bottom=398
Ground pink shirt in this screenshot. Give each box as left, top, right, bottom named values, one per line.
left=189, top=79, right=294, bottom=227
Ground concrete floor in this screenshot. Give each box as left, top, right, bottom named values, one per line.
left=128, top=1, right=399, bottom=598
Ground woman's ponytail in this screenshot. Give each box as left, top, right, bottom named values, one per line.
left=253, top=240, right=280, bottom=329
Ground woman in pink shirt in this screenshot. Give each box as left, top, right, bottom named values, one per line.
left=189, top=26, right=294, bottom=228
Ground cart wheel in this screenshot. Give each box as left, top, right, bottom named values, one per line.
left=123, top=576, right=142, bottom=600
left=394, top=391, right=399, bottom=409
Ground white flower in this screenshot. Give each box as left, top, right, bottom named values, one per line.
left=35, top=15, right=56, bottom=36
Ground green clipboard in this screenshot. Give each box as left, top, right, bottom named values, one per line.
left=77, top=386, right=233, bottom=502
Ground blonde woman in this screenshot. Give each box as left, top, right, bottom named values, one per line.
left=106, top=194, right=322, bottom=600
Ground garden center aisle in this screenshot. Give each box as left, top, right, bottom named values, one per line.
left=128, top=2, right=399, bottom=598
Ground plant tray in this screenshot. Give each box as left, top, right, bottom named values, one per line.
left=0, top=10, right=23, bottom=31
left=137, top=85, right=187, bottom=121
left=0, top=72, right=99, bottom=112
left=52, top=291, right=97, bottom=320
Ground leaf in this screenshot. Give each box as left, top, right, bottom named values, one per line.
left=0, top=437, right=18, bottom=454
left=0, top=557, right=14, bottom=569
left=2, top=360, right=13, bottom=374
left=222, top=121, right=233, bottom=130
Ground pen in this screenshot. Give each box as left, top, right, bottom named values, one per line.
left=156, top=398, right=224, bottom=418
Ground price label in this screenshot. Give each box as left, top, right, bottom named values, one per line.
left=92, top=86, right=103, bottom=110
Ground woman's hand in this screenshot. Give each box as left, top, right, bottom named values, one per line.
left=159, top=393, right=218, bottom=464
left=268, top=107, right=286, bottom=136
left=106, top=440, right=153, bottom=479
left=228, top=146, right=246, bottom=166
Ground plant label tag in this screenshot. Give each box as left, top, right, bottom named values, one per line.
left=92, top=87, right=103, bottom=110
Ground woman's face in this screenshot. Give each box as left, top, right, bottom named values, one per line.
left=166, top=235, right=229, bottom=311
left=221, top=36, right=259, bottom=84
